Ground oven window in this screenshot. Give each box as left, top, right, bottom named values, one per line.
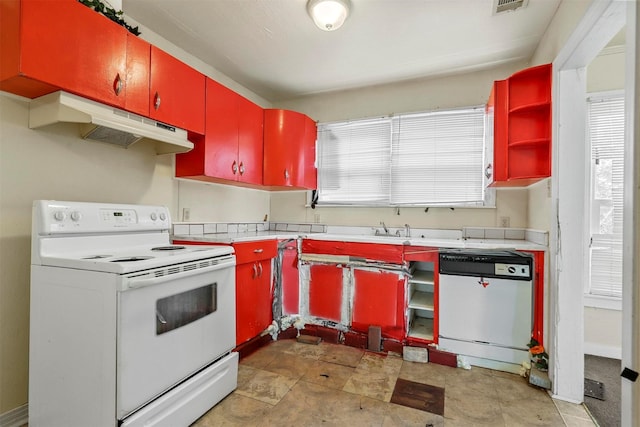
left=156, top=283, right=217, bottom=335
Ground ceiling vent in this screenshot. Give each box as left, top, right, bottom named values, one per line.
left=493, top=0, right=529, bottom=14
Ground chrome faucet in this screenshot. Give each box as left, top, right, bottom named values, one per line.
left=404, top=224, right=411, bottom=238
left=380, top=221, right=389, bottom=235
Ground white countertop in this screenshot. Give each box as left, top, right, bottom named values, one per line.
left=172, top=231, right=547, bottom=251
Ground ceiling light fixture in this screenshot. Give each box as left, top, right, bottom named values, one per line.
left=307, top=0, right=350, bottom=31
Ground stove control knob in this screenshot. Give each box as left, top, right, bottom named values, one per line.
left=53, top=211, right=66, bottom=222
left=150, top=212, right=158, bottom=221
left=70, top=211, right=82, bottom=222
left=159, top=212, right=167, bottom=221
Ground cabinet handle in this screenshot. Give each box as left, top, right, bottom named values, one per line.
left=239, top=162, right=245, bottom=175
left=232, top=161, right=238, bottom=174
left=253, top=248, right=264, bottom=254
left=284, top=169, right=290, bottom=180
left=113, top=73, right=123, bottom=96
left=485, top=164, right=493, bottom=179
left=153, top=92, right=161, bottom=110
left=258, top=262, right=263, bottom=277
left=252, top=263, right=258, bottom=279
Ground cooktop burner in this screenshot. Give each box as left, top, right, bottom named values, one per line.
left=151, top=245, right=186, bottom=251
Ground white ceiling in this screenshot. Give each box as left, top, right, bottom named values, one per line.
left=122, top=0, right=562, bottom=102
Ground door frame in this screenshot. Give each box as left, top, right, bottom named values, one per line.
left=550, top=0, right=638, bottom=424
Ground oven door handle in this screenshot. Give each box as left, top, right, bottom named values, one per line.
left=122, top=260, right=235, bottom=291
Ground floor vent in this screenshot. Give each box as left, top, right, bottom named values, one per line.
left=584, top=378, right=605, bottom=400
left=493, top=0, right=529, bottom=14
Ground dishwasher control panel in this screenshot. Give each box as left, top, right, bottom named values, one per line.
left=495, top=263, right=530, bottom=278
left=439, top=249, right=533, bottom=281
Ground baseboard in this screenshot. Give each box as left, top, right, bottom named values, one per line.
left=0, top=404, right=28, bottom=427
left=584, top=342, right=622, bottom=359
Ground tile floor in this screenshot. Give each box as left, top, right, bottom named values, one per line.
left=193, top=339, right=596, bottom=426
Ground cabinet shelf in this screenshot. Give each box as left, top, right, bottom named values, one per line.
left=509, top=138, right=551, bottom=148
left=407, top=316, right=433, bottom=341
left=408, top=291, right=434, bottom=311
left=409, top=269, right=434, bottom=285
left=509, top=101, right=550, bottom=114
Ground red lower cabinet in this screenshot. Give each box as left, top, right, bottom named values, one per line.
left=351, top=268, right=406, bottom=341
left=308, top=264, right=343, bottom=322
left=235, top=260, right=272, bottom=345
left=233, top=240, right=278, bottom=346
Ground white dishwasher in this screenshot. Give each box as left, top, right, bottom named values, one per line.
left=438, top=250, right=534, bottom=373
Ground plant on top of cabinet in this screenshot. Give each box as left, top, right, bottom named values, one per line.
left=77, top=0, right=140, bottom=35
left=486, top=63, right=552, bottom=187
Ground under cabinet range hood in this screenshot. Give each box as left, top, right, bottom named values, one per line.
left=28, top=91, right=193, bottom=155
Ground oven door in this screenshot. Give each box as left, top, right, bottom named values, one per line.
left=116, top=257, right=235, bottom=419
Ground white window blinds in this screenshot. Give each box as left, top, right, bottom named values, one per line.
left=316, top=107, right=485, bottom=206
left=588, top=94, right=624, bottom=299
left=391, top=108, right=485, bottom=205
left=317, top=118, right=391, bottom=204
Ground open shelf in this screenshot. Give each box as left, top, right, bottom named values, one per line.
left=509, top=138, right=551, bottom=148
left=509, top=101, right=550, bottom=114
left=407, top=315, right=433, bottom=341
left=408, top=291, right=434, bottom=311
left=410, top=269, right=434, bottom=285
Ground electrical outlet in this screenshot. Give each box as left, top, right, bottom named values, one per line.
left=499, top=216, right=510, bottom=228
left=182, top=208, right=191, bottom=221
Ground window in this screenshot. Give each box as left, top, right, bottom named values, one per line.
left=587, top=93, right=624, bottom=300
left=316, top=106, right=487, bottom=206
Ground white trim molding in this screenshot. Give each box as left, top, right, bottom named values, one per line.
left=584, top=342, right=622, bottom=360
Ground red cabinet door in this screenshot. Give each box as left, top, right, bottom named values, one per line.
left=351, top=269, right=405, bottom=341
left=1, top=0, right=128, bottom=105
left=235, top=260, right=272, bottom=345
left=308, top=264, right=343, bottom=322
left=124, top=33, right=150, bottom=117
left=207, top=79, right=240, bottom=181
left=301, top=116, right=317, bottom=189
left=238, top=95, right=264, bottom=185
left=281, top=240, right=300, bottom=315
left=149, top=46, right=205, bottom=134
left=264, top=109, right=306, bottom=188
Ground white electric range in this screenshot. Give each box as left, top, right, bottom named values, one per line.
left=29, top=200, right=238, bottom=427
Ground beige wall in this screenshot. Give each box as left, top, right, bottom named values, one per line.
left=527, top=0, right=592, bottom=234
left=272, top=62, right=531, bottom=229
left=0, top=20, right=270, bottom=414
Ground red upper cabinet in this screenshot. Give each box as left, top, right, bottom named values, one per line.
left=1, top=0, right=131, bottom=106
left=176, top=78, right=263, bottom=186
left=149, top=46, right=205, bottom=134
left=263, top=109, right=316, bottom=190
left=487, top=63, right=552, bottom=187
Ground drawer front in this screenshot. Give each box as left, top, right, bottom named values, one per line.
left=233, top=240, right=277, bottom=264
